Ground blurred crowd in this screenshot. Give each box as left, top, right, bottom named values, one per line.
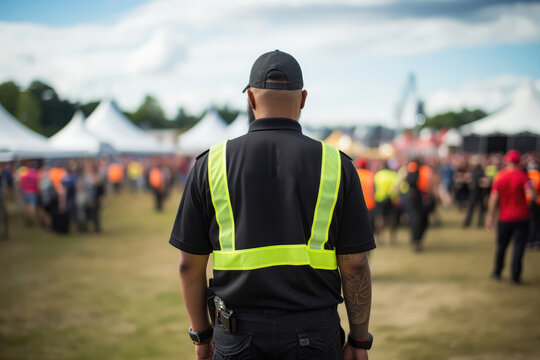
left=1, top=151, right=539, bottom=259
left=353, top=151, right=540, bottom=252
left=0, top=156, right=192, bottom=239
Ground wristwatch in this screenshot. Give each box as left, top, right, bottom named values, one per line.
left=188, top=325, right=213, bottom=343
left=348, top=333, right=373, bottom=350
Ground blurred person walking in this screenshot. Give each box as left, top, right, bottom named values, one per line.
left=18, top=162, right=39, bottom=225
left=486, top=150, right=534, bottom=284
left=0, top=164, right=8, bottom=240
left=49, top=164, right=68, bottom=234
left=463, top=155, right=490, bottom=228
left=171, top=50, right=375, bottom=360
left=107, top=161, right=124, bottom=193
left=398, top=160, right=434, bottom=252
left=149, top=164, right=166, bottom=212
left=61, top=161, right=80, bottom=232
left=127, top=159, right=144, bottom=192
left=355, top=158, right=376, bottom=233
left=38, top=164, right=56, bottom=229
left=526, top=158, right=540, bottom=248
left=438, top=156, right=455, bottom=208
left=373, top=162, right=398, bottom=244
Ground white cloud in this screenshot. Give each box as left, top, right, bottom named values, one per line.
left=1, top=0, right=539, bottom=125
left=425, top=75, right=540, bottom=116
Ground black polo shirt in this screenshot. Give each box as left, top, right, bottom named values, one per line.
left=170, top=118, right=375, bottom=311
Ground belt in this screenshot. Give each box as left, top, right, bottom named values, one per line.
left=231, top=305, right=338, bottom=317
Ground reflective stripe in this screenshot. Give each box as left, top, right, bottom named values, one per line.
left=308, top=142, right=341, bottom=250
left=209, top=140, right=341, bottom=270
left=208, top=141, right=235, bottom=251
left=213, top=245, right=337, bottom=270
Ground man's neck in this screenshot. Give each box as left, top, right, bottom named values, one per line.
left=255, top=110, right=299, bottom=121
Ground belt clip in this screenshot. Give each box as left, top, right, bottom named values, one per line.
left=214, top=296, right=237, bottom=333
left=221, top=309, right=237, bottom=333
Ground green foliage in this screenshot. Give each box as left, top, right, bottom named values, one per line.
left=213, top=104, right=240, bottom=125
left=0, top=81, right=20, bottom=116
left=173, top=107, right=203, bottom=130
left=130, top=95, right=167, bottom=129
left=422, top=109, right=487, bottom=129
left=27, top=80, right=74, bottom=136
left=78, top=101, right=100, bottom=117
left=16, top=91, right=42, bottom=133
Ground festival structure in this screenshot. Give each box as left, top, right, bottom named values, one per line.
left=0, top=103, right=62, bottom=161
left=226, top=113, right=249, bottom=139
left=85, top=99, right=170, bottom=155
left=462, top=82, right=540, bottom=152
left=177, top=110, right=228, bottom=155
left=49, top=110, right=115, bottom=157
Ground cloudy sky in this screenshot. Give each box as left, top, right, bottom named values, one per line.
left=1, top=0, right=539, bottom=127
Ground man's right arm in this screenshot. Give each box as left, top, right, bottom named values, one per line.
left=338, top=252, right=372, bottom=360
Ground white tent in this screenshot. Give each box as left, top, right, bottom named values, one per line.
left=226, top=114, right=249, bottom=139
left=177, top=110, right=228, bottom=155
left=85, top=100, right=170, bottom=154
left=49, top=110, right=115, bottom=157
left=0, top=103, right=62, bottom=161
left=464, top=82, right=540, bottom=136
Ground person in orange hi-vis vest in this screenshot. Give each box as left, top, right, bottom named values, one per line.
left=107, top=163, right=124, bottom=193
left=355, top=158, right=376, bottom=233
left=149, top=165, right=165, bottom=212
left=526, top=158, right=540, bottom=248
left=395, top=159, right=434, bottom=252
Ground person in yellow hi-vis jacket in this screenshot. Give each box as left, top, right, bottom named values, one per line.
left=169, top=50, right=375, bottom=360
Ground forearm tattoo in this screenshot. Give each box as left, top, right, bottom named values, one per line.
left=339, top=253, right=372, bottom=339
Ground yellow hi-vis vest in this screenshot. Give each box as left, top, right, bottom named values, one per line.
left=208, top=140, right=341, bottom=271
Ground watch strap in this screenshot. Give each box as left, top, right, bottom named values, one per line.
left=348, top=333, right=373, bottom=350
left=189, top=325, right=213, bottom=343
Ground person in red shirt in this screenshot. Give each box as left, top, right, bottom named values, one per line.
left=486, top=150, right=535, bottom=284
left=19, top=162, right=40, bottom=225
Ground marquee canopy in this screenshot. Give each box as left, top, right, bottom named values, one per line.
left=0, top=103, right=62, bottom=161
left=226, top=114, right=249, bottom=139
left=177, top=110, right=228, bottom=155
left=49, top=110, right=115, bottom=157
left=463, top=82, right=540, bottom=136
left=85, top=100, right=170, bottom=155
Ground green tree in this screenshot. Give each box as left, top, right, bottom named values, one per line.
left=79, top=101, right=100, bottom=117
left=0, top=81, right=21, bottom=116
left=173, top=107, right=203, bottom=130
left=213, top=104, right=240, bottom=125
left=130, top=95, right=167, bottom=129
left=27, top=80, right=74, bottom=136
left=422, top=109, right=487, bottom=129
left=16, top=91, right=42, bottom=133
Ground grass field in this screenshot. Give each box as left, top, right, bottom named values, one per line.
left=1, top=189, right=540, bottom=360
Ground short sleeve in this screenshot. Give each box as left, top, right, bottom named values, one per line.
left=335, top=158, right=376, bottom=254
left=491, top=173, right=501, bottom=194
left=169, top=163, right=213, bottom=255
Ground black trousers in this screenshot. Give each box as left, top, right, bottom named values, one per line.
left=153, top=188, right=164, bottom=212
left=528, top=202, right=540, bottom=245
left=407, top=193, right=428, bottom=243
left=463, top=189, right=486, bottom=227
left=213, top=306, right=342, bottom=360
left=493, top=220, right=529, bottom=282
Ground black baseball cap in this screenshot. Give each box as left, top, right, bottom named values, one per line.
left=242, top=50, right=303, bottom=93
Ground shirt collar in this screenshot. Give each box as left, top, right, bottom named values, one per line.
left=248, top=117, right=302, bottom=133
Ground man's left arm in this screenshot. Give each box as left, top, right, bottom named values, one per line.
left=178, top=251, right=212, bottom=360
left=485, top=190, right=499, bottom=232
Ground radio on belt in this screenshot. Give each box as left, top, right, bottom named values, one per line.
left=214, top=296, right=237, bottom=333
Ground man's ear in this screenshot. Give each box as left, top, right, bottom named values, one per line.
left=300, top=90, right=308, bottom=109
left=247, top=89, right=256, bottom=111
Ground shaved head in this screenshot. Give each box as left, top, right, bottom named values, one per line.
left=247, top=85, right=307, bottom=121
